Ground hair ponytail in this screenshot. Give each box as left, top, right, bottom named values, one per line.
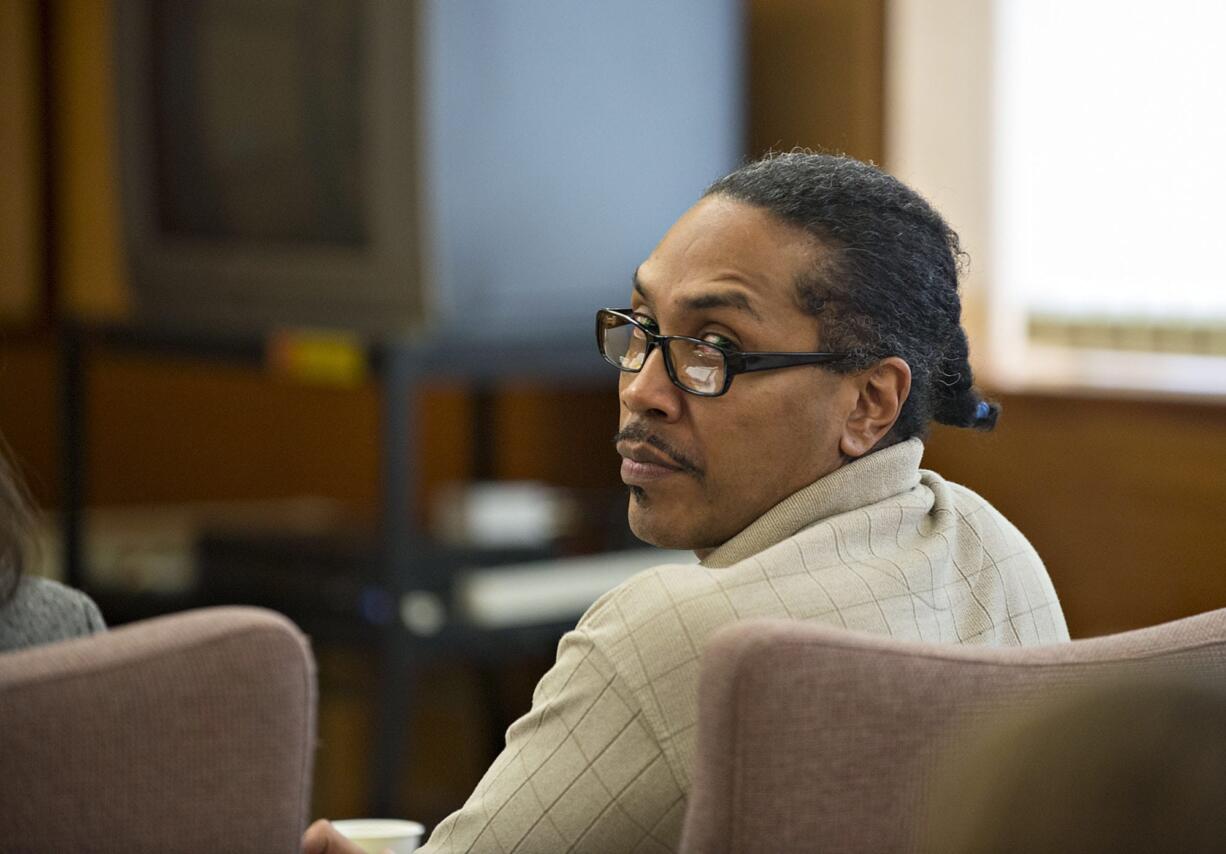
left=931, top=327, right=999, bottom=431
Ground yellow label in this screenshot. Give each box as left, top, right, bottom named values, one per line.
left=267, top=329, right=368, bottom=386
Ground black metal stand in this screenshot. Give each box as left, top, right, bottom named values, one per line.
left=372, top=341, right=419, bottom=815
left=59, top=331, right=86, bottom=591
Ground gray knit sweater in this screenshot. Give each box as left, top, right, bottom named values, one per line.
left=0, top=576, right=106, bottom=652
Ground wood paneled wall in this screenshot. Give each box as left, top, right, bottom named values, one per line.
left=51, top=0, right=127, bottom=320
left=0, top=337, right=618, bottom=524
left=748, top=0, right=885, bottom=162
left=0, top=0, right=43, bottom=323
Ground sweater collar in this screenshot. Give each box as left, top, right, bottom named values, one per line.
left=698, top=438, right=925, bottom=568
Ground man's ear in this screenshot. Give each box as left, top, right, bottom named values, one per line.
left=839, top=357, right=912, bottom=458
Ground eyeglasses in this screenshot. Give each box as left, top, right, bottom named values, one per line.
left=596, top=308, right=849, bottom=397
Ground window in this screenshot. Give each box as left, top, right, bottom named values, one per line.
left=887, top=0, right=1226, bottom=397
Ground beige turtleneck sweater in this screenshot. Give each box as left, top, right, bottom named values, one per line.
left=421, top=439, right=1068, bottom=853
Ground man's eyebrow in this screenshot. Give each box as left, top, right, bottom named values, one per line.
left=681, top=291, right=763, bottom=321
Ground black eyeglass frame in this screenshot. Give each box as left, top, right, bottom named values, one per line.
left=595, top=308, right=850, bottom=398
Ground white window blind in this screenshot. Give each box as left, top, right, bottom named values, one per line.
left=994, top=0, right=1226, bottom=358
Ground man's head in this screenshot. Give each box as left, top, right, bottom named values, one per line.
left=610, top=152, right=994, bottom=554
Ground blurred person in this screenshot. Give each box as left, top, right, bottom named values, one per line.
left=0, top=436, right=105, bottom=652
left=305, top=152, right=1068, bottom=853
left=922, top=679, right=1226, bottom=853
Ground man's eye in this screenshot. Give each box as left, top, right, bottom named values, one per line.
left=633, top=313, right=659, bottom=332
left=701, top=332, right=738, bottom=351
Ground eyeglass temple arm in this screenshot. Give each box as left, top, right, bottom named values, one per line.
left=731, top=351, right=848, bottom=374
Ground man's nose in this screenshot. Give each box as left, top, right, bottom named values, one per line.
left=619, top=348, right=683, bottom=421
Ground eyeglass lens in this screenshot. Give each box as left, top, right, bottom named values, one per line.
left=600, top=314, right=727, bottom=395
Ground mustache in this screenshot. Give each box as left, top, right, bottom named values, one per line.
left=613, top=424, right=703, bottom=478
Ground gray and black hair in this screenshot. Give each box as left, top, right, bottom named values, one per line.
left=705, top=151, right=997, bottom=442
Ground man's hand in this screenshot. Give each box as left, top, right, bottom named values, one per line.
left=301, top=819, right=368, bottom=854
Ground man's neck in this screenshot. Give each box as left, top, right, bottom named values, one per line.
left=697, top=438, right=925, bottom=569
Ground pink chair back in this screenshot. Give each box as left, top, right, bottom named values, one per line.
left=680, top=611, right=1226, bottom=853
left=0, top=606, right=317, bottom=852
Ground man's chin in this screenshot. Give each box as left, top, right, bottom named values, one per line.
left=627, top=498, right=717, bottom=552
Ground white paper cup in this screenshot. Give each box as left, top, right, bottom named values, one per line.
left=333, top=819, right=425, bottom=854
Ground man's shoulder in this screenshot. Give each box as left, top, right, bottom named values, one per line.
left=920, top=468, right=1036, bottom=542
left=574, top=550, right=802, bottom=677
left=573, top=556, right=769, bottom=682
left=579, top=559, right=720, bottom=641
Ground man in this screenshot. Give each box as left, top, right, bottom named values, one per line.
left=305, top=153, right=1068, bottom=853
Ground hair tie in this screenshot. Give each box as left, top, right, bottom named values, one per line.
left=974, top=401, right=991, bottom=421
